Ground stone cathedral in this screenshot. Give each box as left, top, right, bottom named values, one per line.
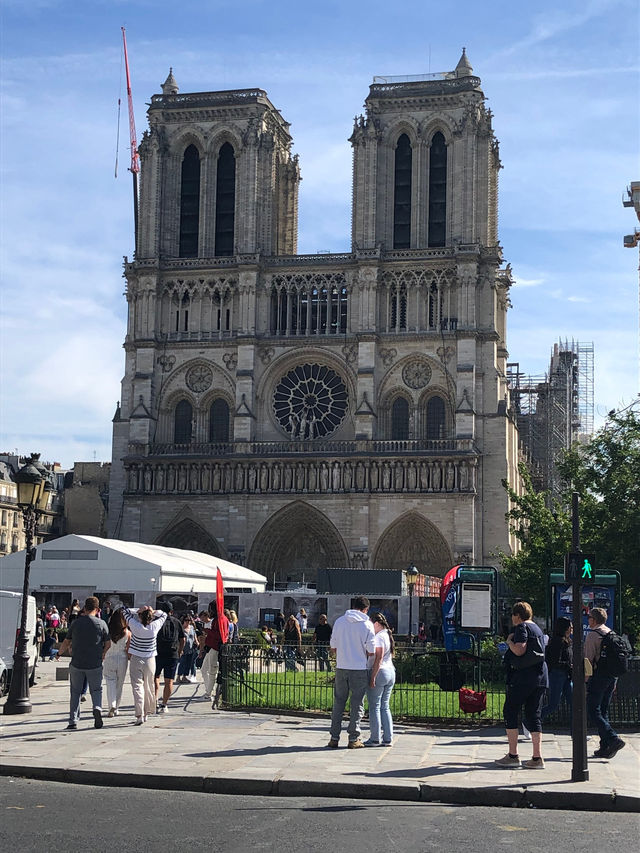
left=108, top=49, right=521, bottom=582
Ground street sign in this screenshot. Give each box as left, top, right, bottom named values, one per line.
left=564, top=552, right=596, bottom=584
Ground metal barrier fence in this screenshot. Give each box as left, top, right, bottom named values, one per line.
left=218, top=643, right=639, bottom=727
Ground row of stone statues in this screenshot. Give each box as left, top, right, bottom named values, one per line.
left=127, top=457, right=476, bottom=495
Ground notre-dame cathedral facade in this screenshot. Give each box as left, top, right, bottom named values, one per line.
left=108, top=50, right=520, bottom=582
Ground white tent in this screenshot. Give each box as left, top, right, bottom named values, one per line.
left=0, top=535, right=266, bottom=604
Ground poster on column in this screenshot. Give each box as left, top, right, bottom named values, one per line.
left=554, top=584, right=615, bottom=637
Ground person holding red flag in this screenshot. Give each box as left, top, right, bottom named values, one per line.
left=198, top=569, right=229, bottom=702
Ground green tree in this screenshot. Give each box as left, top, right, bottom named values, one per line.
left=500, top=406, right=640, bottom=635
left=558, top=406, right=640, bottom=634
left=498, top=464, right=571, bottom=612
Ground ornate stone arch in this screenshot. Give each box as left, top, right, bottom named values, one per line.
left=156, top=514, right=224, bottom=558
left=372, top=511, right=452, bottom=577
left=419, top=116, right=456, bottom=145
left=247, top=501, right=349, bottom=583
left=169, top=129, right=206, bottom=158
left=379, top=387, right=414, bottom=439
left=382, top=118, right=419, bottom=147
left=418, top=384, right=454, bottom=439
left=207, top=127, right=244, bottom=157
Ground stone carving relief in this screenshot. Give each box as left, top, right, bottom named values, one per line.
left=222, top=352, right=238, bottom=371
left=379, top=347, right=397, bottom=367
left=158, top=354, right=176, bottom=373
left=402, top=358, right=432, bottom=389
left=186, top=364, right=213, bottom=393
left=124, top=456, right=476, bottom=497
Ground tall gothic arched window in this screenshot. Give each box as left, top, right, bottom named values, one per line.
left=215, top=142, right=236, bottom=257
left=391, top=397, right=410, bottom=440
left=174, top=399, right=193, bottom=444
left=393, top=134, right=412, bottom=249
left=179, top=145, right=200, bottom=258
left=428, top=132, right=447, bottom=247
left=426, top=395, right=446, bottom=439
left=209, top=399, right=230, bottom=442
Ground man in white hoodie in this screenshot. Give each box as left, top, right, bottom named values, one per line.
left=327, top=596, right=375, bottom=749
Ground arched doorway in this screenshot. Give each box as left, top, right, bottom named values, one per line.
left=372, top=511, right=452, bottom=577
left=156, top=518, right=222, bottom=557
left=248, top=501, right=349, bottom=584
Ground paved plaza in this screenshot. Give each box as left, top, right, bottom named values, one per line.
left=1, top=665, right=638, bottom=812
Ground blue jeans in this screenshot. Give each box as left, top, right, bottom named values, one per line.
left=587, top=674, right=618, bottom=747
left=284, top=646, right=297, bottom=672
left=330, top=669, right=369, bottom=742
left=178, top=648, right=196, bottom=677
left=69, top=664, right=103, bottom=723
left=541, top=668, right=572, bottom=721
left=316, top=646, right=331, bottom=672
left=366, top=667, right=396, bottom=743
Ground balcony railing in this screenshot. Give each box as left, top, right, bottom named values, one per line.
left=144, top=438, right=476, bottom=458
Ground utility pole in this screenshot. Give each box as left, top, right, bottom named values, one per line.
left=570, top=491, right=589, bottom=782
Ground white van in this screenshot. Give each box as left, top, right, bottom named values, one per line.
left=0, top=590, right=38, bottom=688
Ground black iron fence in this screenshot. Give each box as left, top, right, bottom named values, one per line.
left=218, top=643, right=639, bottom=726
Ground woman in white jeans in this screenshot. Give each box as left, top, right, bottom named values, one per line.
left=103, top=609, right=131, bottom=717
left=365, top=612, right=396, bottom=746
left=122, top=606, right=167, bottom=725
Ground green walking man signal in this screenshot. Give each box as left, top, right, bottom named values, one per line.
left=564, top=552, right=596, bottom=584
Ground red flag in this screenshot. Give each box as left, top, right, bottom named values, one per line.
left=215, top=564, right=224, bottom=617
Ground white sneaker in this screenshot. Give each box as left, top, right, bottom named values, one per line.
left=134, top=717, right=144, bottom=726
left=157, top=704, right=168, bottom=714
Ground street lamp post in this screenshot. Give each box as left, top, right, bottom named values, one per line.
left=405, top=565, right=419, bottom=645
left=3, top=455, right=50, bottom=716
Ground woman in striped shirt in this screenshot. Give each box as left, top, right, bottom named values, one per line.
left=123, top=606, right=167, bottom=725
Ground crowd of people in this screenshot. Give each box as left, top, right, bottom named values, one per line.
left=48, top=595, right=629, bottom=765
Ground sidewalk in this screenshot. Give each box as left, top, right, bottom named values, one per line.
left=1, top=665, right=638, bottom=812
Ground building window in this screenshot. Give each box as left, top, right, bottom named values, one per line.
left=174, top=400, right=193, bottom=444
left=13, top=512, right=18, bottom=527
left=215, top=143, right=236, bottom=257
left=426, top=395, right=446, bottom=439
left=179, top=145, right=200, bottom=258
left=1, top=509, right=6, bottom=525
left=389, top=283, right=407, bottom=331
left=393, top=134, right=412, bottom=249
left=11, top=534, right=18, bottom=552
left=428, top=132, right=447, bottom=247
left=269, top=282, right=348, bottom=336
left=391, top=397, right=410, bottom=439
left=209, top=399, right=230, bottom=442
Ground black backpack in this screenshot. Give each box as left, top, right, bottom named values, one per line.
left=597, top=631, right=631, bottom=677
left=157, top=615, right=181, bottom=655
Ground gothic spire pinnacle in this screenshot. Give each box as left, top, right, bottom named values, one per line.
left=161, top=68, right=179, bottom=95
left=455, top=47, right=473, bottom=78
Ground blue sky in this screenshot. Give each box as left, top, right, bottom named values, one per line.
left=1, top=0, right=638, bottom=468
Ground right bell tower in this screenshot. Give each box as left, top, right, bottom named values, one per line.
left=350, top=48, right=499, bottom=252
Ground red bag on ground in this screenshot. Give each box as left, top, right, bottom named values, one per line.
left=459, top=687, right=487, bottom=713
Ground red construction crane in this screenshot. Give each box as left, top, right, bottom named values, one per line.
left=121, top=26, right=140, bottom=246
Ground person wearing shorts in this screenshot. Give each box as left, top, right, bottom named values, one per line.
left=154, top=601, right=185, bottom=714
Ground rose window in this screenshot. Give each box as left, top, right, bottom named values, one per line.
left=273, top=363, right=348, bottom=439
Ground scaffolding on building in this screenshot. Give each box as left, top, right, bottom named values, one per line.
left=507, top=339, right=594, bottom=503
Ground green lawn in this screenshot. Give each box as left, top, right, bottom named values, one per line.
left=221, top=667, right=506, bottom=722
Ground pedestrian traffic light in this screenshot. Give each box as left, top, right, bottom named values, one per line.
left=564, top=552, right=596, bottom=584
